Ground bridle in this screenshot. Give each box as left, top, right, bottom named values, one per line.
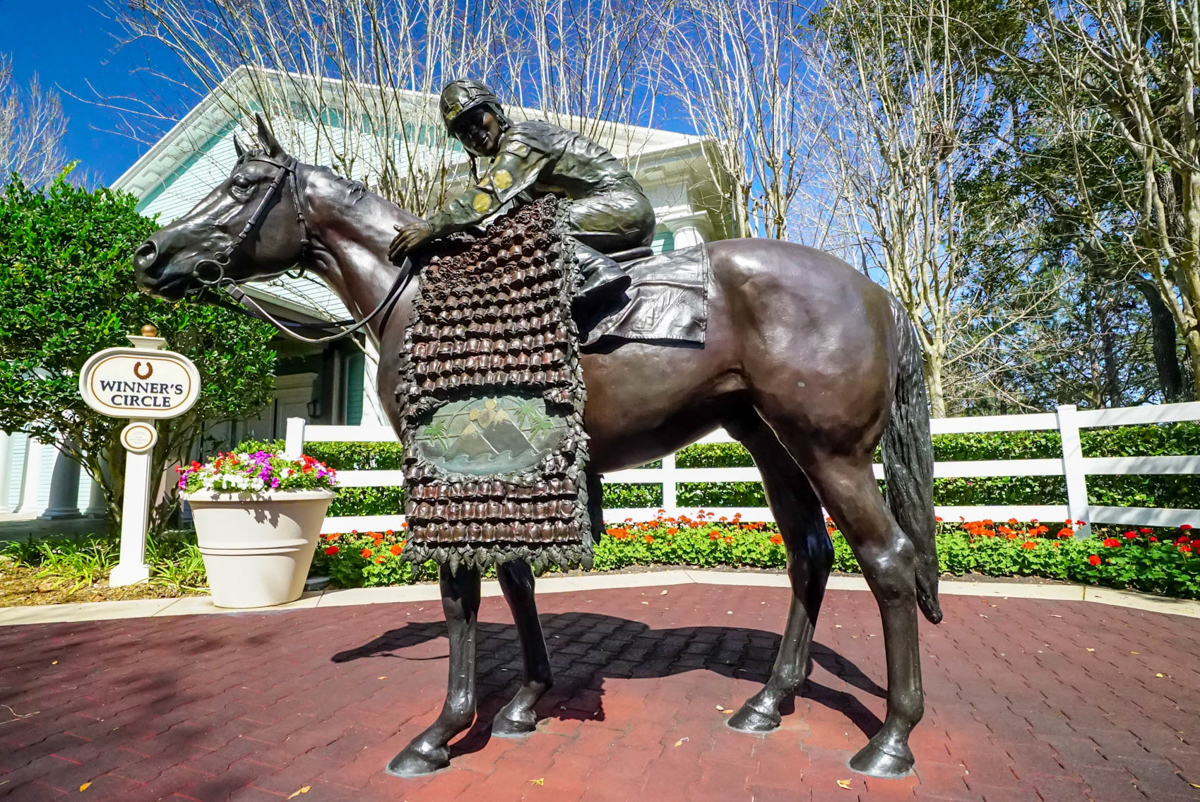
left=193, top=152, right=412, bottom=345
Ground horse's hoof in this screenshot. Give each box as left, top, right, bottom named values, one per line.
left=385, top=744, right=450, bottom=778
left=848, top=740, right=914, bottom=779
left=492, top=710, right=538, bottom=738
left=727, top=705, right=780, bottom=733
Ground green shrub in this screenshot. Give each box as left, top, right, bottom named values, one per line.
left=308, top=516, right=1200, bottom=600
left=678, top=482, right=766, bottom=507
left=602, top=483, right=662, bottom=508
left=676, top=443, right=755, bottom=467
left=933, top=476, right=1066, bottom=505
left=305, top=442, right=405, bottom=471
left=1082, top=422, right=1200, bottom=457
left=933, top=431, right=1062, bottom=460
left=303, top=422, right=1200, bottom=517
left=0, top=176, right=277, bottom=533
left=329, top=487, right=404, bottom=517
left=8, top=516, right=1197, bottom=601
left=1086, top=475, right=1200, bottom=508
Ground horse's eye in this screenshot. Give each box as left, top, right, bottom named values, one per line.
left=230, top=175, right=254, bottom=200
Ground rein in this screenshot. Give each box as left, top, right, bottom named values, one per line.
left=193, top=153, right=412, bottom=345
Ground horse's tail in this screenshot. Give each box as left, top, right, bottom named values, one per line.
left=881, top=297, right=942, bottom=624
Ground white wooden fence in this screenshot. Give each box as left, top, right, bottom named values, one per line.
left=284, top=402, right=1200, bottom=538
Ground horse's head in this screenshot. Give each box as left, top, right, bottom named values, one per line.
left=134, top=114, right=310, bottom=301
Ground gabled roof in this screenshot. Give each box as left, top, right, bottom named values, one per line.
left=113, top=66, right=732, bottom=322
left=113, top=66, right=704, bottom=202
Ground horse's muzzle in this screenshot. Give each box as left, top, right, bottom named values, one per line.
left=133, top=234, right=194, bottom=300
left=134, top=239, right=160, bottom=277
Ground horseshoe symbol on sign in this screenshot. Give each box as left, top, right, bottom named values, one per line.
left=133, top=361, right=153, bottom=380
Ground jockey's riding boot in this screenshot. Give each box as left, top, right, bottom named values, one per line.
left=572, top=243, right=632, bottom=318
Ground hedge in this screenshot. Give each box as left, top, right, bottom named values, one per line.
left=310, top=515, right=1200, bottom=600
left=302, top=421, right=1200, bottom=516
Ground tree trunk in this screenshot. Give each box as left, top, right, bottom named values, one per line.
left=1129, top=277, right=1187, bottom=402
left=1096, top=293, right=1121, bottom=406
left=1186, top=328, right=1200, bottom=401
left=924, top=355, right=947, bottom=418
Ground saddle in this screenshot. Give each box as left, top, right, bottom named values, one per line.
left=395, top=196, right=593, bottom=572
left=580, top=243, right=710, bottom=346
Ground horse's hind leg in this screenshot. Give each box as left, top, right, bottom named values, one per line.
left=800, top=453, right=924, bottom=778
left=727, top=418, right=833, bottom=733
left=386, top=564, right=481, bottom=777
left=493, top=559, right=553, bottom=737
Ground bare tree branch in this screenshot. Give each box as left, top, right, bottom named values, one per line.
left=0, top=54, right=70, bottom=186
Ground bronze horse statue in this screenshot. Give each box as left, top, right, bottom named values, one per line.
left=133, top=117, right=942, bottom=781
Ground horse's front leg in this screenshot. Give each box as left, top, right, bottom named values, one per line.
left=493, top=559, right=554, bottom=736
left=387, top=564, right=482, bottom=777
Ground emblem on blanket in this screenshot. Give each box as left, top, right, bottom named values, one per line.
left=396, top=196, right=592, bottom=572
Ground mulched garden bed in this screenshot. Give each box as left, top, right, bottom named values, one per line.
left=0, top=562, right=202, bottom=608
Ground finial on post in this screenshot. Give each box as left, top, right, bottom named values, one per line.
left=128, top=324, right=166, bottom=351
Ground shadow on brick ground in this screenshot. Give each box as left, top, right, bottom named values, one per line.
left=330, top=611, right=886, bottom=761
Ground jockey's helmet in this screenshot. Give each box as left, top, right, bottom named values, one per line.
left=440, top=79, right=505, bottom=138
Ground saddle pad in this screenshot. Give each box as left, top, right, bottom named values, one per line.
left=583, top=243, right=710, bottom=346
left=395, top=196, right=593, bottom=573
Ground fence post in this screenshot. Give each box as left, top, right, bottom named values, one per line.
left=1056, top=405, right=1091, bottom=538
left=661, top=451, right=677, bottom=514
left=284, top=417, right=307, bottom=459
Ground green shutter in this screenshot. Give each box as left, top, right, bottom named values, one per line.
left=345, top=352, right=365, bottom=425
left=652, top=230, right=675, bottom=254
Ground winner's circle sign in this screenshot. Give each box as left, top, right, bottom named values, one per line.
left=79, top=326, right=203, bottom=587
left=79, top=347, right=201, bottom=419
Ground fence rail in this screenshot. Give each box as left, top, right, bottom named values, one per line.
left=283, top=402, right=1200, bottom=537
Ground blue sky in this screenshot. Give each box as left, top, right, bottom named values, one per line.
left=0, top=0, right=190, bottom=184
left=0, top=1, right=701, bottom=187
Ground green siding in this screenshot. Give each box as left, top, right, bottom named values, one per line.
left=135, top=119, right=239, bottom=213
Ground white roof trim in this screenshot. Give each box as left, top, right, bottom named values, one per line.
left=114, top=65, right=705, bottom=195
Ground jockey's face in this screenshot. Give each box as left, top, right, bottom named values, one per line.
left=456, top=108, right=503, bottom=157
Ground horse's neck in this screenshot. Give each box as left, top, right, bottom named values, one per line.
left=303, top=166, right=420, bottom=344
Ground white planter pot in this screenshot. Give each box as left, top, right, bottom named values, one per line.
left=185, top=489, right=334, bottom=609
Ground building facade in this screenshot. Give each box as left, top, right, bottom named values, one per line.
left=0, top=68, right=733, bottom=522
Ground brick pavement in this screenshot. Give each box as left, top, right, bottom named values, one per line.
left=0, top=584, right=1197, bottom=801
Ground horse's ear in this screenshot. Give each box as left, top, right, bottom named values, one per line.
left=255, top=112, right=284, bottom=157
left=233, top=135, right=246, bottom=160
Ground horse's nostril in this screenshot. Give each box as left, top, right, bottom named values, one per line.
left=134, top=240, right=160, bottom=275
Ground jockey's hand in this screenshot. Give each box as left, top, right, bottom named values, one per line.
left=389, top=220, right=434, bottom=264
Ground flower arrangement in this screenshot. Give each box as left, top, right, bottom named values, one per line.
left=178, top=448, right=336, bottom=494
left=309, top=511, right=1198, bottom=600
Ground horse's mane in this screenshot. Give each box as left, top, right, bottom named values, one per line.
left=235, top=147, right=423, bottom=235
left=237, top=147, right=366, bottom=204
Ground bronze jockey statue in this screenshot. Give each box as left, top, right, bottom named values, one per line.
left=388, top=79, right=655, bottom=310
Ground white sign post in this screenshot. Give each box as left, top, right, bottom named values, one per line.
left=79, top=325, right=201, bottom=586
